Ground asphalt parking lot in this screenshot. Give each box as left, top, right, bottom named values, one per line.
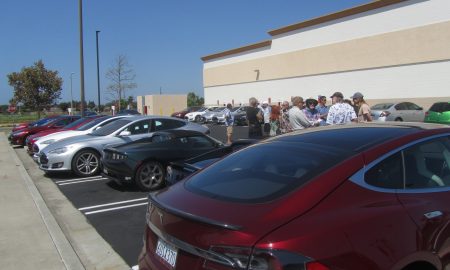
left=12, top=124, right=250, bottom=268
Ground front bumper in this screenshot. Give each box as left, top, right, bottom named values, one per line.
left=38, top=152, right=73, bottom=172
left=101, top=160, right=135, bottom=184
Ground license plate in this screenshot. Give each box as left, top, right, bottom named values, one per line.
left=155, top=238, right=178, bottom=268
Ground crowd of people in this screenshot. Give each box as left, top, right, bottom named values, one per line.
left=223, top=91, right=373, bottom=143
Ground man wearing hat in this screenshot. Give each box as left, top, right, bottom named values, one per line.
left=326, top=92, right=357, bottom=125
left=351, top=92, right=372, bottom=122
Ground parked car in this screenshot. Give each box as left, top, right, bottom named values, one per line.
left=138, top=122, right=450, bottom=270
left=371, top=102, right=425, bottom=122
left=9, top=115, right=80, bottom=146
left=102, top=130, right=223, bottom=191
left=26, top=115, right=102, bottom=154
left=166, top=139, right=257, bottom=185
left=171, top=106, right=203, bottom=119
left=211, top=106, right=245, bottom=124
left=11, top=116, right=58, bottom=133
left=38, top=116, right=209, bottom=177
left=118, top=109, right=141, bottom=115
left=184, top=107, right=213, bottom=122
left=202, top=107, right=226, bottom=123
left=31, top=115, right=130, bottom=157
left=425, top=101, right=450, bottom=124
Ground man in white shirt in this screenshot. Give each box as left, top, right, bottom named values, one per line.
left=289, top=97, right=312, bottom=130
left=326, top=92, right=357, bottom=125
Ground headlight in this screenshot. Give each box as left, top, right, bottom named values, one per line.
left=41, top=139, right=56, bottom=145
left=112, top=153, right=127, bottom=160
left=48, top=147, right=69, bottom=154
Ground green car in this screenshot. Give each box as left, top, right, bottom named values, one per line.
left=424, top=102, right=450, bottom=124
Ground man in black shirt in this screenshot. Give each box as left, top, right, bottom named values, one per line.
left=246, top=97, right=263, bottom=139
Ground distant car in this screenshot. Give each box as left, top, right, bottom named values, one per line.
left=166, top=139, right=257, bottom=186
left=371, top=102, right=425, bottom=122
left=171, top=106, right=203, bottom=119
left=26, top=115, right=102, bottom=154
left=9, top=115, right=80, bottom=146
left=117, top=109, right=141, bottom=115
left=425, top=102, right=450, bottom=124
left=184, top=107, right=213, bottom=122
left=139, top=123, right=450, bottom=270
left=212, top=106, right=245, bottom=125
left=202, top=107, right=226, bottom=123
left=102, top=130, right=223, bottom=191
left=38, top=116, right=209, bottom=177
left=11, top=116, right=58, bottom=133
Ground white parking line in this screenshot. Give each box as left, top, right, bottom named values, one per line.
left=84, top=202, right=148, bottom=215
left=78, top=197, right=148, bottom=211
left=54, top=175, right=105, bottom=183
left=58, top=177, right=108, bottom=186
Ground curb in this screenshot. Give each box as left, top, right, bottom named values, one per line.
left=6, top=135, right=86, bottom=270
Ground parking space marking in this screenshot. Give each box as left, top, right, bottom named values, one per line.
left=84, top=202, right=148, bottom=215
left=78, top=197, right=148, bottom=211
left=58, top=177, right=109, bottom=186
left=54, top=175, right=105, bottom=183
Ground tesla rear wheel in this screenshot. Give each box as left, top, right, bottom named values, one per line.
left=72, top=150, right=100, bottom=177
left=395, top=117, right=403, bottom=122
left=195, top=115, right=202, bottom=122
left=135, top=161, right=165, bottom=191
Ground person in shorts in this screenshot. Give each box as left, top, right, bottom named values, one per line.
left=223, top=103, right=234, bottom=144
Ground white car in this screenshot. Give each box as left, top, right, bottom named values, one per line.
left=32, top=115, right=131, bottom=159
left=184, top=107, right=215, bottom=122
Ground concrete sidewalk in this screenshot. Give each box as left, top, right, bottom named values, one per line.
left=0, top=132, right=129, bottom=270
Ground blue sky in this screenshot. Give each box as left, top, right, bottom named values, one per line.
left=0, top=0, right=370, bottom=105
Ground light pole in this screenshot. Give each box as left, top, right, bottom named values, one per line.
left=79, top=0, right=86, bottom=117
left=70, top=72, right=75, bottom=114
left=96, top=30, right=101, bottom=113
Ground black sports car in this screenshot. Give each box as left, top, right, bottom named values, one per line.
left=166, top=139, right=258, bottom=185
left=101, top=130, right=224, bottom=191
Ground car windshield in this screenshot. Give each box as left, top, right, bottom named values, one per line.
left=32, top=117, right=56, bottom=127
left=186, top=142, right=350, bottom=203
left=213, top=107, right=225, bottom=112
left=194, top=107, right=207, bottom=112
left=371, top=103, right=394, bottom=110
left=90, top=119, right=132, bottom=136
left=77, top=116, right=111, bottom=131
left=63, top=117, right=92, bottom=129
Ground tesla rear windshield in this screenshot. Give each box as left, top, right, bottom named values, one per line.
left=186, top=141, right=350, bottom=203
left=371, top=103, right=394, bottom=110
left=90, top=119, right=132, bottom=136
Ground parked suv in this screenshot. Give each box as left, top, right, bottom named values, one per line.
left=425, top=102, right=450, bottom=124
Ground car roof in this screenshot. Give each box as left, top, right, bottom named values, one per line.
left=270, top=122, right=450, bottom=153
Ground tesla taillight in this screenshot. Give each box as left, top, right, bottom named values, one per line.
left=306, top=261, right=330, bottom=270
left=204, top=246, right=314, bottom=270
left=380, top=111, right=391, bottom=117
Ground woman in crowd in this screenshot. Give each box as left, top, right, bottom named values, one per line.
left=303, top=98, right=321, bottom=126
left=269, top=105, right=281, bottom=136
left=279, top=101, right=293, bottom=134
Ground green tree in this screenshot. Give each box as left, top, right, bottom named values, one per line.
left=58, top=102, right=71, bottom=112
left=187, top=92, right=204, bottom=107
left=87, top=100, right=96, bottom=110
left=7, top=60, right=62, bottom=118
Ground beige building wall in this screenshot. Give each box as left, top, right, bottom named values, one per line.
left=137, top=95, right=187, bottom=116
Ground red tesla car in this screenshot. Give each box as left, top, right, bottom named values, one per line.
left=9, top=115, right=80, bottom=146
left=139, top=123, right=450, bottom=270
left=25, top=115, right=102, bottom=154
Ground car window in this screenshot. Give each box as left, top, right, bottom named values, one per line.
left=151, top=134, right=173, bottom=143
left=124, top=120, right=151, bottom=135
left=405, top=102, right=421, bottom=110
left=186, top=142, right=349, bottom=203
left=394, top=103, right=407, bottom=110
left=77, top=116, right=111, bottom=131
left=443, top=103, right=450, bottom=112
left=371, top=103, right=394, bottom=110
left=153, top=119, right=186, bottom=131
left=187, top=136, right=215, bottom=148
left=53, top=118, right=72, bottom=127
left=403, top=137, right=450, bottom=189
left=429, top=103, right=444, bottom=113
left=365, top=152, right=404, bottom=189
left=91, top=119, right=132, bottom=136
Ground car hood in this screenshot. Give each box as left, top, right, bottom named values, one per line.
left=36, top=130, right=83, bottom=143
left=152, top=155, right=363, bottom=238
left=42, top=134, right=111, bottom=152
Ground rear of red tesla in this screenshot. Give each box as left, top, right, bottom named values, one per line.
left=138, top=140, right=361, bottom=270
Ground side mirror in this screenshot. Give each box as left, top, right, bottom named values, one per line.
left=118, top=130, right=131, bottom=136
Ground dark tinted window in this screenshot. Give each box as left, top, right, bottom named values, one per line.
left=186, top=142, right=350, bottom=203
left=91, top=119, right=132, bottom=136
left=185, top=136, right=215, bottom=148
left=405, top=102, right=421, bottom=110
left=64, top=117, right=93, bottom=129
left=443, top=103, right=450, bottom=112
left=365, top=152, right=403, bottom=189
left=52, top=118, right=72, bottom=127
left=153, top=119, right=185, bottom=131
left=395, top=103, right=407, bottom=110
left=429, top=103, right=445, bottom=113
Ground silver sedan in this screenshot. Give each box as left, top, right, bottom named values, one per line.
left=38, top=116, right=208, bottom=177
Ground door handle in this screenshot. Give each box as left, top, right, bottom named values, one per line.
left=424, top=211, right=443, bottom=219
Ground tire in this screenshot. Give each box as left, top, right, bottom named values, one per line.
left=195, top=115, right=201, bottom=122
left=135, top=161, right=165, bottom=191
left=72, top=149, right=101, bottom=177
left=395, top=117, right=403, bottom=122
